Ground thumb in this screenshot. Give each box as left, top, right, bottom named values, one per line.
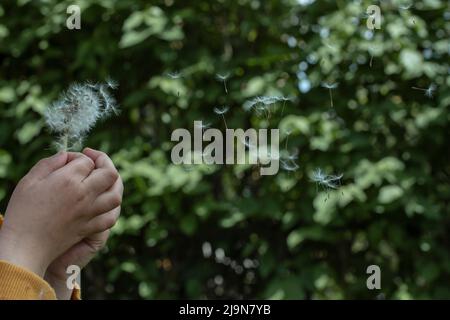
left=28, top=152, right=69, bottom=180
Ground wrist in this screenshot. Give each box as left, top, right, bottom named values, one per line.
left=0, top=224, right=49, bottom=278
left=45, top=268, right=80, bottom=300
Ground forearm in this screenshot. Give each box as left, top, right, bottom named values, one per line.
left=0, top=225, right=48, bottom=279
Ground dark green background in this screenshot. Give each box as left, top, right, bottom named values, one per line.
left=0, top=0, right=449, bottom=299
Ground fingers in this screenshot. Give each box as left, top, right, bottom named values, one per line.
left=82, top=148, right=120, bottom=194
left=27, top=152, right=69, bottom=180
left=66, top=152, right=87, bottom=163
left=86, top=207, right=121, bottom=234
left=82, top=148, right=109, bottom=166
left=54, top=153, right=95, bottom=180
left=89, top=176, right=123, bottom=216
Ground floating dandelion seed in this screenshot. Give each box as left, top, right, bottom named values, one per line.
left=282, top=148, right=299, bottom=161
left=284, top=129, right=292, bottom=150
left=201, top=122, right=211, bottom=130
left=105, top=77, right=118, bottom=89
left=285, top=151, right=298, bottom=161
left=166, top=71, right=182, bottom=79
left=166, top=71, right=182, bottom=96
left=45, top=80, right=119, bottom=151
left=324, top=40, right=336, bottom=50
left=281, top=159, right=299, bottom=172
left=195, top=121, right=212, bottom=133
left=412, top=84, right=436, bottom=98
left=241, top=135, right=256, bottom=149
left=398, top=3, right=413, bottom=10
left=245, top=96, right=291, bottom=118
left=214, top=106, right=230, bottom=129
left=311, top=168, right=343, bottom=201
left=398, top=3, right=415, bottom=24
left=279, top=96, right=291, bottom=116
left=321, top=82, right=338, bottom=108
left=216, top=73, right=230, bottom=94
left=280, top=149, right=299, bottom=173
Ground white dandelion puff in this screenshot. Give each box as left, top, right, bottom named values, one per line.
left=45, top=80, right=119, bottom=151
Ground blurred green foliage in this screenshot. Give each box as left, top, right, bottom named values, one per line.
left=0, top=0, right=449, bottom=299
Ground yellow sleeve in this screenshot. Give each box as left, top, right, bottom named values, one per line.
left=0, top=215, right=56, bottom=299
left=0, top=260, right=57, bottom=300
left=0, top=214, right=82, bottom=300
left=71, top=286, right=81, bottom=300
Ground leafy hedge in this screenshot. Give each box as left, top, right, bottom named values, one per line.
left=0, top=0, right=449, bottom=299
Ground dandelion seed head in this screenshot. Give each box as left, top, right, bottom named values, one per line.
left=45, top=80, right=119, bottom=150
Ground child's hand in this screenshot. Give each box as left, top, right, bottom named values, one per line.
left=44, top=148, right=123, bottom=299
left=0, top=151, right=121, bottom=278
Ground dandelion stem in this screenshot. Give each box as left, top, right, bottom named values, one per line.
left=62, top=133, right=69, bottom=152
left=221, top=114, right=228, bottom=129
left=223, top=80, right=228, bottom=94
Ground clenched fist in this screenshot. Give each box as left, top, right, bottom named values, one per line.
left=0, top=150, right=122, bottom=278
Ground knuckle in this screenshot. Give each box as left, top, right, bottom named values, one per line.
left=105, top=215, right=117, bottom=229
left=97, top=215, right=116, bottom=231
left=80, top=156, right=95, bottom=171
left=61, top=174, right=73, bottom=185
left=110, top=193, right=122, bottom=208
left=73, top=186, right=87, bottom=202
left=37, top=158, right=51, bottom=170
left=106, top=168, right=119, bottom=182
